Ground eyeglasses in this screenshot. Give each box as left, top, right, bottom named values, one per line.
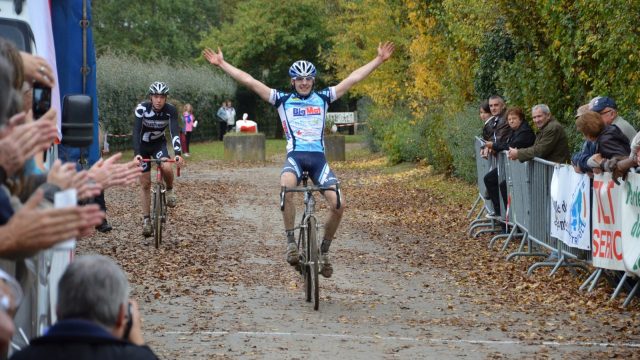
left=294, top=76, right=314, bottom=82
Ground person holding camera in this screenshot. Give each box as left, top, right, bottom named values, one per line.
left=9, top=255, right=158, bottom=360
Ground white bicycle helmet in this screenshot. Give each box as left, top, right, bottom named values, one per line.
left=148, top=81, right=169, bottom=95
left=288, top=60, right=316, bottom=78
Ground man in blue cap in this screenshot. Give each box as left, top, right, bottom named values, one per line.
left=589, top=96, right=636, bottom=142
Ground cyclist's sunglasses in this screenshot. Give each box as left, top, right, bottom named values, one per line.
left=293, top=76, right=314, bottom=82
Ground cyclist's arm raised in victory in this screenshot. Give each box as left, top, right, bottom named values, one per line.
left=203, top=47, right=271, bottom=102
left=334, top=41, right=395, bottom=100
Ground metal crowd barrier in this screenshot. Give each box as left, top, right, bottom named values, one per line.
left=468, top=137, right=503, bottom=237
left=0, top=251, right=56, bottom=357
left=470, top=146, right=640, bottom=306
left=472, top=155, right=603, bottom=284
left=492, top=154, right=530, bottom=252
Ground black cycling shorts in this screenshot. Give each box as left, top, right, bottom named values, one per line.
left=281, top=151, right=338, bottom=186
left=139, top=141, right=169, bottom=173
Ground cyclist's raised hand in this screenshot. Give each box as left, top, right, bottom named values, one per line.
left=203, top=47, right=224, bottom=67
left=377, top=41, right=395, bottom=62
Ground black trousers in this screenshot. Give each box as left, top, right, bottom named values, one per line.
left=218, top=121, right=227, bottom=141
left=483, top=168, right=507, bottom=215
left=185, top=131, right=191, bottom=152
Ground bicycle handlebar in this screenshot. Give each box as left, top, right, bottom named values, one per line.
left=279, top=183, right=341, bottom=211
left=141, top=158, right=181, bottom=177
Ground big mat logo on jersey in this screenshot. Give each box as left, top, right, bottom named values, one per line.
left=293, top=107, right=321, bottom=116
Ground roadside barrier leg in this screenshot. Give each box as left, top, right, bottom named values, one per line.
left=467, top=195, right=481, bottom=219
left=506, top=236, right=545, bottom=261
left=488, top=230, right=510, bottom=249
left=527, top=259, right=559, bottom=275
left=622, top=280, right=639, bottom=308
left=548, top=255, right=565, bottom=276
left=587, top=269, right=603, bottom=292
left=500, top=226, right=524, bottom=252
left=470, top=218, right=502, bottom=238
left=610, top=273, right=628, bottom=301
left=579, top=269, right=598, bottom=291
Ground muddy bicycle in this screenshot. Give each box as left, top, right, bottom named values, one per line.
left=142, top=158, right=180, bottom=248
left=280, top=171, right=341, bottom=310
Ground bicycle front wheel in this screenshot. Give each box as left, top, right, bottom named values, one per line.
left=299, top=221, right=311, bottom=302
left=307, top=216, right=319, bottom=310
left=153, top=185, right=163, bottom=248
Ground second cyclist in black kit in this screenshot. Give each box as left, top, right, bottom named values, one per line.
left=133, top=81, right=185, bottom=237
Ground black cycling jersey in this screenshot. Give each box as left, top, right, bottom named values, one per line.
left=132, top=101, right=182, bottom=156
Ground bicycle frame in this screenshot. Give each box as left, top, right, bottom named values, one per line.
left=280, top=172, right=341, bottom=310
left=142, top=158, right=180, bottom=248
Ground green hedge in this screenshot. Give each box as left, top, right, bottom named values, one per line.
left=97, top=53, right=237, bottom=151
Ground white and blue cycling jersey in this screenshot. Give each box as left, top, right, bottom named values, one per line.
left=269, top=87, right=337, bottom=153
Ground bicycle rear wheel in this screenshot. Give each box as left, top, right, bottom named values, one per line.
left=153, top=185, right=163, bottom=248
left=307, top=216, right=319, bottom=310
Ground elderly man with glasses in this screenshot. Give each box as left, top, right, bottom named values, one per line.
left=589, top=96, right=636, bottom=143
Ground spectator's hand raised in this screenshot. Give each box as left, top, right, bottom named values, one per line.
left=0, top=110, right=57, bottom=176
left=20, top=52, right=55, bottom=88
left=4, top=190, right=103, bottom=253
left=47, top=159, right=76, bottom=190
left=71, top=170, right=102, bottom=201
left=90, top=153, right=142, bottom=189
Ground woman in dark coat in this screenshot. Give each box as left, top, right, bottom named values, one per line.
left=483, top=107, right=535, bottom=216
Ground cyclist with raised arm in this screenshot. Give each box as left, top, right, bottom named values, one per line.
left=203, top=42, right=394, bottom=277
left=133, top=81, right=185, bottom=237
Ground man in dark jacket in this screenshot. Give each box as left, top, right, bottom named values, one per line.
left=483, top=107, right=536, bottom=216
left=10, top=255, right=158, bottom=360
left=508, top=104, right=570, bottom=164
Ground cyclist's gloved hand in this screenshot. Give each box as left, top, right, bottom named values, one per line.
left=175, top=155, right=185, bottom=166
left=134, top=155, right=142, bottom=163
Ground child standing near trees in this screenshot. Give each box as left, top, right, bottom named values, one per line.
left=182, top=103, right=195, bottom=157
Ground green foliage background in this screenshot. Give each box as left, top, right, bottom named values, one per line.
left=97, top=54, right=236, bottom=151
left=92, top=0, right=640, bottom=182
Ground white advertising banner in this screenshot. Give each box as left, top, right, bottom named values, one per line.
left=592, top=173, right=625, bottom=270
left=621, top=172, right=640, bottom=277
left=549, top=165, right=591, bottom=250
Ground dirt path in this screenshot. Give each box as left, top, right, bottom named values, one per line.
left=82, top=156, right=640, bottom=359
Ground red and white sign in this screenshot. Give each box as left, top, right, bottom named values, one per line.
left=592, top=173, right=625, bottom=270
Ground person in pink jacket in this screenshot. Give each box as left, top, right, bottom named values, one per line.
left=182, top=103, right=196, bottom=157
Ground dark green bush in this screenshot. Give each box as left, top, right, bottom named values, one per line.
left=97, top=53, right=236, bottom=151
left=445, top=105, right=483, bottom=183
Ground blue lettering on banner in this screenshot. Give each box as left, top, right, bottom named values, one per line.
left=567, top=180, right=588, bottom=246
